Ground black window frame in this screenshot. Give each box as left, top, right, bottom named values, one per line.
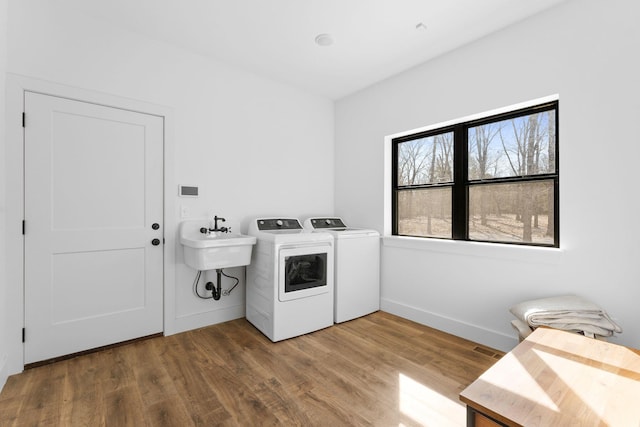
left=392, top=101, right=559, bottom=248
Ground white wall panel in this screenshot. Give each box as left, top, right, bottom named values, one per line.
left=335, top=0, right=640, bottom=351
left=3, top=0, right=334, bottom=376
left=0, top=0, right=9, bottom=391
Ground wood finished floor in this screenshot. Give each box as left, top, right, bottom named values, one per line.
left=0, top=312, right=504, bottom=426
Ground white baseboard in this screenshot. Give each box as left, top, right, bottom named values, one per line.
left=0, top=353, right=8, bottom=394
left=166, top=304, right=245, bottom=336
left=381, top=298, right=518, bottom=353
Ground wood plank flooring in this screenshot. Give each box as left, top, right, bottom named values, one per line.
left=0, top=312, right=504, bottom=426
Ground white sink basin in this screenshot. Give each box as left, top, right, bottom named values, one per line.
left=180, top=222, right=256, bottom=270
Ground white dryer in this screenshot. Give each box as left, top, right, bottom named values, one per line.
left=303, top=217, right=380, bottom=323
left=246, top=218, right=334, bottom=342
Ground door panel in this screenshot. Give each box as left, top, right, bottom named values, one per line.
left=24, top=92, right=164, bottom=364
left=51, top=248, right=146, bottom=323
left=51, top=111, right=146, bottom=230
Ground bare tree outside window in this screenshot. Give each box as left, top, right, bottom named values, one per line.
left=468, top=110, right=556, bottom=244
left=468, top=181, right=554, bottom=244
left=397, top=132, right=453, bottom=186
left=397, top=188, right=452, bottom=238
left=396, top=132, right=453, bottom=238
left=469, top=111, right=555, bottom=180
left=393, top=101, right=558, bottom=247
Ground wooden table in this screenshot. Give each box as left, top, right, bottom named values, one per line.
left=460, top=327, right=640, bottom=426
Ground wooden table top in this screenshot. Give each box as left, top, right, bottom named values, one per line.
left=460, top=327, right=640, bottom=426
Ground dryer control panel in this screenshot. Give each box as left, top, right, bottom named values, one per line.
left=307, top=218, right=347, bottom=229
left=256, top=218, right=303, bottom=230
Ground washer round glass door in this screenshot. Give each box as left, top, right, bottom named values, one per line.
left=278, top=244, right=332, bottom=302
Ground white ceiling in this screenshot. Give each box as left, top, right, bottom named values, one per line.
left=58, top=0, right=568, bottom=100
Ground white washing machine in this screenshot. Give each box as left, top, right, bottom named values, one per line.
left=246, top=218, right=334, bottom=342
left=303, top=217, right=380, bottom=323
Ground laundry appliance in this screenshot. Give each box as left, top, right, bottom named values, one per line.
left=246, top=218, right=334, bottom=341
left=303, top=217, right=380, bottom=323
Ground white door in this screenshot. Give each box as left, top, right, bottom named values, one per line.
left=23, top=92, right=164, bottom=364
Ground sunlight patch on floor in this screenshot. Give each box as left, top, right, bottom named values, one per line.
left=398, top=373, right=464, bottom=427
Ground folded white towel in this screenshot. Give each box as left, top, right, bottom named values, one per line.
left=510, top=319, right=533, bottom=341
left=510, top=295, right=622, bottom=337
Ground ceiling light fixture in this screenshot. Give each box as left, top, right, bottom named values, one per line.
left=314, top=33, right=334, bottom=47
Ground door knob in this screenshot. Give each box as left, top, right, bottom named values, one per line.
left=151, top=238, right=161, bottom=246
left=152, top=223, right=160, bottom=230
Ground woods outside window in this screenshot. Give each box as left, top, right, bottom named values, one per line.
left=392, top=101, right=559, bottom=247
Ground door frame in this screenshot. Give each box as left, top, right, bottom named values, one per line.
left=5, top=74, right=177, bottom=374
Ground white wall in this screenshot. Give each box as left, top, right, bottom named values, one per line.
left=0, top=0, right=9, bottom=391
left=335, top=0, right=640, bottom=351
left=3, top=0, right=334, bottom=375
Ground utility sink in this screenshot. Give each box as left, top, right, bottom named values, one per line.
left=180, top=221, right=256, bottom=270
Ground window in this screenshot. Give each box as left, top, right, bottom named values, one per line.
left=392, top=101, right=558, bottom=247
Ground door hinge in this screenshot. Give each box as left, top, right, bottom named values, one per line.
left=22, top=112, right=25, bottom=128
left=22, top=220, right=25, bottom=235
left=22, top=328, right=25, bottom=343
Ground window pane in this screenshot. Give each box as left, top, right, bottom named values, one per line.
left=468, top=110, right=556, bottom=180
left=397, top=188, right=452, bottom=238
left=468, top=180, right=555, bottom=245
left=397, top=132, right=454, bottom=186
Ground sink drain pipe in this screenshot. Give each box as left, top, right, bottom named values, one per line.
left=206, top=269, right=223, bottom=300
left=194, top=268, right=240, bottom=300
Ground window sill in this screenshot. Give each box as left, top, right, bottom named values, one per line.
left=382, top=235, right=564, bottom=264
